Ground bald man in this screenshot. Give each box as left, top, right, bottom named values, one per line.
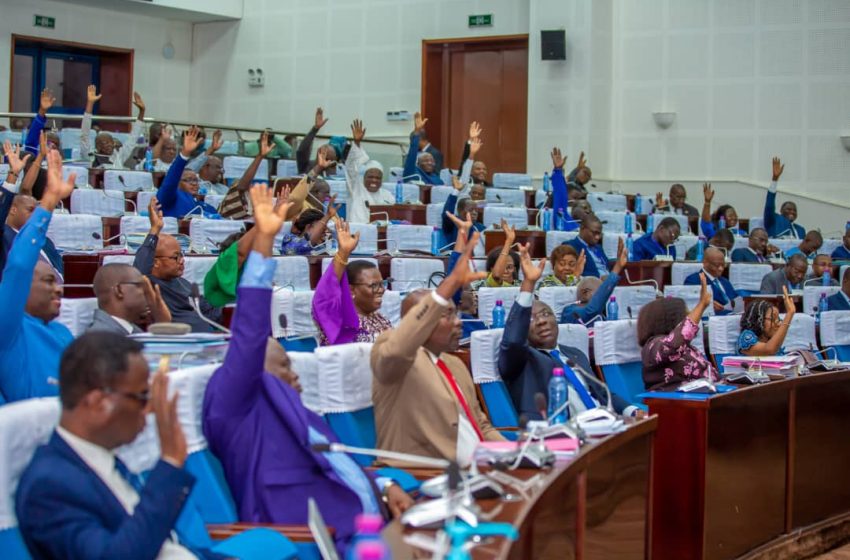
left=132, top=204, right=222, bottom=332
left=0, top=191, right=64, bottom=282
left=561, top=239, right=629, bottom=325
left=684, top=247, right=741, bottom=314
left=88, top=263, right=171, bottom=334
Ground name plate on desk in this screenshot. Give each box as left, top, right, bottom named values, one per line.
left=654, top=255, right=674, bottom=262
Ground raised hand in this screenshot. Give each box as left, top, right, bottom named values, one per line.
left=132, top=91, right=146, bottom=112
left=519, top=243, right=546, bottom=285
left=323, top=194, right=341, bottom=220
left=439, top=231, right=487, bottom=295
left=2, top=141, right=31, bottom=175
left=575, top=249, right=587, bottom=277
left=577, top=151, right=587, bottom=169
left=446, top=211, right=473, bottom=234
left=551, top=147, right=566, bottom=170
left=782, top=285, right=796, bottom=316
left=699, top=272, right=713, bottom=309
left=314, top=107, right=329, bottom=130
left=180, top=125, right=202, bottom=157
left=772, top=157, right=784, bottom=181
left=39, top=88, right=56, bottom=116
left=501, top=218, right=516, bottom=246
left=333, top=216, right=360, bottom=258
left=259, top=130, right=274, bottom=158
left=39, top=131, right=48, bottom=155
left=468, top=121, right=482, bottom=140
left=351, top=119, right=366, bottom=146
left=413, top=112, right=428, bottom=134
left=249, top=183, right=288, bottom=235
left=316, top=148, right=333, bottom=171
left=42, top=149, right=75, bottom=212
left=451, top=174, right=465, bottom=192
left=207, top=129, right=223, bottom=154
left=142, top=276, right=171, bottom=323
left=152, top=360, right=187, bottom=467
left=612, top=237, right=628, bottom=273
left=703, top=183, right=714, bottom=204
left=469, top=137, right=483, bottom=159
left=85, top=85, right=102, bottom=113
left=655, top=192, right=666, bottom=209
left=148, top=197, right=164, bottom=235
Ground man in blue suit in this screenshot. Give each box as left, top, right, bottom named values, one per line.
left=831, top=230, right=850, bottom=261
left=565, top=214, right=609, bottom=277
left=561, top=238, right=628, bottom=326
left=764, top=157, right=805, bottom=239
left=684, top=247, right=741, bottom=315
left=632, top=217, right=680, bottom=261
left=731, top=228, right=774, bottom=263
left=16, top=332, right=222, bottom=559
left=497, top=244, right=637, bottom=421
left=827, top=273, right=850, bottom=311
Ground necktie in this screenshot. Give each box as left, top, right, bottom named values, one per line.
left=712, top=279, right=728, bottom=305
left=435, top=358, right=484, bottom=441
left=114, top=457, right=144, bottom=493
left=548, top=351, right=597, bottom=410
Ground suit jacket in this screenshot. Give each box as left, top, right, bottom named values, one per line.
left=684, top=271, right=740, bottom=314
left=760, top=267, right=797, bottom=294
left=564, top=237, right=609, bottom=278
left=424, top=144, right=444, bottom=173
left=827, top=291, right=850, bottom=311
left=731, top=247, right=767, bottom=263
left=499, top=301, right=630, bottom=420
left=560, top=272, right=620, bottom=325
left=657, top=203, right=699, bottom=218
left=371, top=294, right=502, bottom=464
left=86, top=309, right=142, bottom=334
left=831, top=245, right=850, bottom=260
left=15, top=431, right=211, bottom=560
left=0, top=188, right=63, bottom=282
left=203, top=286, right=370, bottom=551
left=764, top=191, right=805, bottom=238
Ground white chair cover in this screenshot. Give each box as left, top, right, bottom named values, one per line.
left=182, top=257, right=218, bottom=288
left=673, top=235, right=699, bottom=261
left=69, top=189, right=125, bottom=216
left=57, top=298, right=98, bottom=336
left=439, top=169, right=457, bottom=185
left=602, top=233, right=627, bottom=260
left=482, top=207, right=527, bottom=229
left=426, top=203, right=444, bottom=227
left=103, top=170, right=154, bottom=192
left=390, top=258, right=444, bottom=292
left=59, top=128, right=92, bottom=153
left=588, top=193, right=627, bottom=213
left=46, top=214, right=103, bottom=250
left=537, top=286, right=578, bottom=319
left=634, top=195, right=655, bottom=214
left=545, top=231, right=580, bottom=257
left=557, top=323, right=590, bottom=360
left=288, top=352, right=320, bottom=413
left=593, top=319, right=641, bottom=365
left=389, top=167, right=403, bottom=181
left=782, top=313, right=817, bottom=352
left=63, top=165, right=90, bottom=188
left=380, top=291, right=402, bottom=327
left=120, top=215, right=179, bottom=237
left=327, top=180, right=349, bottom=203
left=223, top=156, right=268, bottom=181
left=101, top=255, right=135, bottom=266
left=749, top=217, right=765, bottom=231
left=430, top=186, right=455, bottom=205
left=470, top=328, right=504, bottom=384
left=271, top=290, right=318, bottom=338
left=492, top=173, right=532, bottom=189
left=820, top=239, right=841, bottom=256
left=535, top=190, right=548, bottom=208
left=708, top=314, right=742, bottom=354
left=671, top=262, right=704, bottom=285
left=820, top=311, right=850, bottom=346
left=276, top=159, right=298, bottom=177
left=596, top=211, right=627, bottom=233
left=485, top=188, right=525, bottom=206
left=309, top=343, right=374, bottom=414
left=655, top=213, right=690, bottom=233
left=803, top=286, right=841, bottom=315
left=380, top=183, right=421, bottom=203
left=328, top=222, right=377, bottom=255
left=386, top=224, right=433, bottom=253
left=188, top=219, right=246, bottom=253
left=664, top=285, right=714, bottom=317
left=611, top=286, right=657, bottom=317
left=729, top=263, right=773, bottom=292
left=0, top=398, right=61, bottom=530
left=203, top=194, right=225, bottom=210
left=320, top=256, right=379, bottom=275
left=469, top=258, right=488, bottom=274
left=478, top=287, right=521, bottom=326
left=137, top=191, right=156, bottom=212
left=732, top=237, right=750, bottom=251
left=272, top=256, right=311, bottom=291
left=769, top=238, right=798, bottom=254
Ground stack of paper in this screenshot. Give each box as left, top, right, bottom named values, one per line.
left=721, top=355, right=803, bottom=378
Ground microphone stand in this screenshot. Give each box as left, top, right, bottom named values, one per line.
left=188, top=283, right=231, bottom=334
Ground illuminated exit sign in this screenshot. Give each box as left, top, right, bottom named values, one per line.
left=468, top=14, right=493, bottom=28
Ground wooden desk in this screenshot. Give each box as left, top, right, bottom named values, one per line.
left=743, top=294, right=802, bottom=313
left=484, top=229, right=547, bottom=258
left=620, top=261, right=672, bottom=288
left=369, top=204, right=427, bottom=225
left=384, top=418, right=657, bottom=560
left=645, top=371, right=850, bottom=560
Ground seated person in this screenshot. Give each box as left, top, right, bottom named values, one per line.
left=656, top=183, right=699, bottom=218
left=831, top=229, right=850, bottom=260
left=17, top=333, right=221, bottom=559
left=203, top=186, right=412, bottom=555
left=699, top=183, right=746, bottom=238
left=417, top=127, right=444, bottom=172
left=632, top=217, right=681, bottom=261
left=133, top=202, right=223, bottom=332
left=827, top=271, right=850, bottom=310
left=805, top=253, right=838, bottom=286
left=442, top=176, right=485, bottom=244
left=764, top=157, right=805, bottom=238
left=202, top=227, right=260, bottom=308
left=155, top=126, right=220, bottom=218
left=244, top=127, right=292, bottom=159
left=539, top=244, right=585, bottom=288
left=455, top=122, right=490, bottom=186
left=684, top=247, right=741, bottom=315
left=185, top=130, right=228, bottom=195
left=737, top=290, right=795, bottom=355
left=312, top=217, right=391, bottom=345
left=732, top=228, right=776, bottom=263
left=480, top=220, right=520, bottom=287
left=371, top=232, right=504, bottom=466
left=296, top=107, right=343, bottom=176
left=22, top=88, right=55, bottom=157
left=344, top=119, right=394, bottom=224
left=280, top=206, right=334, bottom=255
left=287, top=150, right=336, bottom=217
left=445, top=218, right=487, bottom=338
left=639, top=274, right=719, bottom=390
left=784, top=230, right=822, bottom=260
left=403, top=113, right=442, bottom=185
left=80, top=86, right=144, bottom=169
left=561, top=238, right=628, bottom=325
left=566, top=151, right=592, bottom=199
left=138, top=126, right=179, bottom=172
left=685, top=229, right=734, bottom=261
left=0, top=150, right=74, bottom=403
left=217, top=131, right=275, bottom=220
left=760, top=253, right=808, bottom=294
left=88, top=264, right=171, bottom=334
left=565, top=214, right=609, bottom=276
left=547, top=147, right=583, bottom=228
left=498, top=244, right=638, bottom=419
left=469, top=183, right=487, bottom=202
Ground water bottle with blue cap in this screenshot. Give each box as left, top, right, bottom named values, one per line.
left=635, top=193, right=643, bottom=215
left=542, top=171, right=550, bottom=193
left=430, top=227, right=441, bottom=255
left=394, top=179, right=403, bottom=205
left=547, top=368, right=567, bottom=424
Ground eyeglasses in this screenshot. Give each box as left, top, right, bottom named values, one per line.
left=351, top=280, right=389, bottom=293
left=102, top=387, right=150, bottom=406
left=155, top=253, right=184, bottom=262
left=531, top=309, right=556, bottom=321
left=181, top=178, right=200, bottom=185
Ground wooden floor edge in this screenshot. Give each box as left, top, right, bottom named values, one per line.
left=736, top=512, right=850, bottom=560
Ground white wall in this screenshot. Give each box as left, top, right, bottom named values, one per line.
left=0, top=0, right=194, bottom=122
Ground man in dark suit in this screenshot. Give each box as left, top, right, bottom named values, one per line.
left=417, top=129, right=444, bottom=173
left=731, top=227, right=774, bottom=263
left=760, top=253, right=808, bottom=294
left=656, top=184, right=699, bottom=218
left=1, top=189, right=64, bottom=281
left=87, top=263, right=172, bottom=334
left=827, top=272, right=850, bottom=311
left=498, top=244, right=636, bottom=421
left=684, top=247, right=741, bottom=315
left=15, top=332, right=221, bottom=559
left=564, top=214, right=609, bottom=277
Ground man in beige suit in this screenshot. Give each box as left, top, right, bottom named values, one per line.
left=371, top=231, right=505, bottom=466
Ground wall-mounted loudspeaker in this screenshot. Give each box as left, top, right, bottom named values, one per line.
left=541, top=30, right=566, bottom=60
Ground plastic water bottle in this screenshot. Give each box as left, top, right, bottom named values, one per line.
left=144, top=147, right=154, bottom=172
left=624, top=211, right=633, bottom=234
left=695, top=236, right=705, bottom=261
left=542, top=208, right=552, bottom=231
left=719, top=216, right=726, bottom=230
left=430, top=227, right=441, bottom=255
left=626, top=234, right=634, bottom=261
left=556, top=210, right=567, bottom=231
left=199, top=185, right=208, bottom=196
left=394, top=180, right=403, bottom=204
left=352, top=541, right=390, bottom=560
left=635, top=194, right=643, bottom=215
left=346, top=514, right=388, bottom=560
left=491, top=300, right=506, bottom=328
left=542, top=171, right=550, bottom=193
left=606, top=296, right=619, bottom=320
left=817, top=292, right=828, bottom=326
left=547, top=368, right=568, bottom=424
left=822, top=271, right=831, bottom=286
left=647, top=212, right=655, bottom=234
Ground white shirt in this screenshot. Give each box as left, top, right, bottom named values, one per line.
left=110, top=315, right=136, bottom=334
left=343, top=142, right=395, bottom=224
left=56, top=427, right=195, bottom=560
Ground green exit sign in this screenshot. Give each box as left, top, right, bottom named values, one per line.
left=34, top=15, right=55, bottom=29
left=468, top=14, right=493, bottom=27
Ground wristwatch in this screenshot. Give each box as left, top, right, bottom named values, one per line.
left=381, top=479, right=398, bottom=504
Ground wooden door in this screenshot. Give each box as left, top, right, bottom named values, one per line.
left=422, top=35, right=528, bottom=174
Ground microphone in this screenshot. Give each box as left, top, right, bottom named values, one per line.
left=92, top=231, right=128, bottom=249
left=188, top=283, right=231, bottom=334
left=626, top=306, right=633, bottom=319
left=652, top=243, right=675, bottom=262
left=401, top=173, right=424, bottom=184
left=565, top=358, right=615, bottom=416
left=103, top=189, right=136, bottom=215
left=310, top=442, right=449, bottom=469
left=369, top=211, right=391, bottom=224
left=624, top=268, right=661, bottom=296
left=575, top=313, right=605, bottom=327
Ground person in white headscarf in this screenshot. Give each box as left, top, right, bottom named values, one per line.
left=344, top=119, right=394, bottom=224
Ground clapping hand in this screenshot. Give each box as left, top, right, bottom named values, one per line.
left=333, top=216, right=360, bottom=258
left=2, top=141, right=31, bottom=175
left=152, top=359, right=187, bottom=467
left=519, top=243, right=546, bottom=285
left=501, top=218, right=516, bottom=246
left=772, top=157, right=784, bottom=182
left=351, top=119, right=366, bottom=146
left=551, top=147, right=566, bottom=170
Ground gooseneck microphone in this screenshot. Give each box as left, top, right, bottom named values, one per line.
left=188, top=283, right=231, bottom=334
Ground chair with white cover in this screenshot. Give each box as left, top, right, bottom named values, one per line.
left=707, top=314, right=742, bottom=372
left=655, top=213, right=690, bottom=233
left=729, top=263, right=773, bottom=296
left=535, top=189, right=548, bottom=208
left=120, top=215, right=179, bottom=251
left=56, top=298, right=99, bottom=336
left=478, top=287, right=521, bottom=326
left=602, top=233, right=627, bottom=261
left=386, top=224, right=433, bottom=253
left=663, top=285, right=713, bottom=317
left=326, top=180, right=349, bottom=204
left=482, top=207, right=527, bottom=229
left=389, top=258, right=444, bottom=292
left=63, top=165, right=90, bottom=189
left=328, top=222, right=378, bottom=255
left=389, top=167, right=403, bottom=181
left=611, top=286, right=658, bottom=319
left=223, top=156, right=268, bottom=181
left=46, top=214, right=103, bottom=251
left=821, top=239, right=842, bottom=256
left=103, top=170, right=154, bottom=192
left=673, top=235, right=699, bottom=261
left=592, top=319, right=645, bottom=405
left=181, top=257, right=218, bottom=288
left=537, top=286, right=578, bottom=319
left=588, top=193, right=627, bottom=213
left=769, top=238, right=798, bottom=254
left=69, top=189, right=125, bottom=216
left=203, top=194, right=225, bottom=211
left=492, top=173, right=532, bottom=189
left=545, top=231, right=580, bottom=257
left=380, top=183, right=420, bottom=203
left=783, top=313, right=817, bottom=352
left=136, top=191, right=157, bottom=212
left=59, top=128, right=90, bottom=154
left=595, top=211, right=628, bottom=233
left=189, top=219, right=246, bottom=254
left=439, top=169, right=456, bottom=185
left=749, top=217, right=765, bottom=231
left=820, top=311, right=850, bottom=361
left=426, top=203, right=444, bottom=227
left=671, top=262, right=704, bottom=285
left=429, top=186, right=455, bottom=205
left=271, top=256, right=311, bottom=291
left=276, top=159, right=298, bottom=177
left=732, top=236, right=750, bottom=251
left=803, top=286, right=841, bottom=316
left=469, top=328, right=518, bottom=428
left=484, top=188, right=526, bottom=207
